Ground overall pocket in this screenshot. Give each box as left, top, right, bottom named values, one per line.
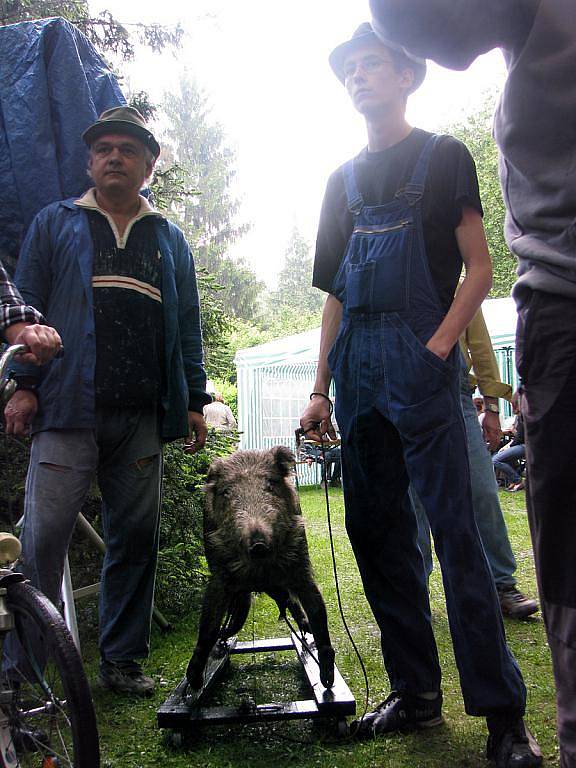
left=345, top=222, right=412, bottom=313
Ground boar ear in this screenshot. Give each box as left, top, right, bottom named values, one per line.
left=270, top=445, right=295, bottom=477
left=205, top=458, right=225, bottom=486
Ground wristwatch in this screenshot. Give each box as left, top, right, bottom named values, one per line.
left=485, top=403, right=500, bottom=414
left=14, top=376, right=38, bottom=393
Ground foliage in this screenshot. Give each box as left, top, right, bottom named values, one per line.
left=221, top=305, right=323, bottom=386
left=444, top=91, right=517, bottom=297
left=195, top=270, right=233, bottom=382
left=0, top=1, right=183, bottom=60
left=162, top=76, right=247, bottom=255
left=0, top=433, right=29, bottom=531
left=160, top=76, right=263, bottom=322
left=156, top=432, right=236, bottom=618
left=271, top=227, right=324, bottom=314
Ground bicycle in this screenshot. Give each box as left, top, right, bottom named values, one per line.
left=0, top=343, right=100, bottom=767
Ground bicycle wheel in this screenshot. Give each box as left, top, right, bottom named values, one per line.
left=1, top=580, right=99, bottom=767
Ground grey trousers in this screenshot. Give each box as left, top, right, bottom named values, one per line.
left=517, top=290, right=576, bottom=768
left=16, top=408, right=162, bottom=663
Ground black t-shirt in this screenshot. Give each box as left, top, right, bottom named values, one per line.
left=313, top=128, right=483, bottom=312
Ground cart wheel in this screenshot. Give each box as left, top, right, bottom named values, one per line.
left=336, top=718, right=349, bottom=737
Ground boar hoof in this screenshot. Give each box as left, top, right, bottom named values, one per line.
left=186, top=659, right=204, bottom=691
left=318, top=645, right=336, bottom=689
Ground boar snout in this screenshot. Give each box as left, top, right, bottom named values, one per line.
left=248, top=536, right=269, bottom=560
left=248, top=529, right=270, bottom=560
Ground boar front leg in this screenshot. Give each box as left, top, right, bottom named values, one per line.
left=266, top=587, right=311, bottom=635
left=293, top=581, right=335, bottom=689
left=221, top=591, right=252, bottom=638
left=187, top=577, right=230, bottom=690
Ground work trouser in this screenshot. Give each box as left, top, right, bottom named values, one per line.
left=517, top=289, right=576, bottom=768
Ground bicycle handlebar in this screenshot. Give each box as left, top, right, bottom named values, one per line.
left=0, top=343, right=28, bottom=388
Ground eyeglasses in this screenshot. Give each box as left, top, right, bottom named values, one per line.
left=343, top=55, right=394, bottom=80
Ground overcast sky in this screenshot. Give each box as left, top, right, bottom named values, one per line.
left=89, top=0, right=507, bottom=287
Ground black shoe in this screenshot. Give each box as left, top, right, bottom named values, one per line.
left=97, top=660, right=155, bottom=696
left=486, top=717, right=542, bottom=767
left=352, top=690, right=443, bottom=739
left=497, top=586, right=539, bottom=619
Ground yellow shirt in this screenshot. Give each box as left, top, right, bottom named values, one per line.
left=459, top=307, right=512, bottom=401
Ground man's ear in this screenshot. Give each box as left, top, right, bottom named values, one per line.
left=399, top=67, right=415, bottom=95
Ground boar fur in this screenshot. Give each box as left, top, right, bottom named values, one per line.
left=187, top=446, right=335, bottom=690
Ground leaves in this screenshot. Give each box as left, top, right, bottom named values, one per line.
left=444, top=90, right=518, bottom=298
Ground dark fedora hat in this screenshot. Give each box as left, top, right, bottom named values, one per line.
left=82, top=105, right=161, bottom=158
left=329, top=22, right=426, bottom=92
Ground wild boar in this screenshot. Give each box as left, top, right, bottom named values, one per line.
left=186, top=446, right=335, bottom=690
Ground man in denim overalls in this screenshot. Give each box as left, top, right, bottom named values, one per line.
left=300, top=23, right=541, bottom=768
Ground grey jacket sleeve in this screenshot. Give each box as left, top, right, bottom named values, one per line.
left=369, top=0, right=537, bottom=69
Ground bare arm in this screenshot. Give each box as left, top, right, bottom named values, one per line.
left=369, top=0, right=536, bottom=68
left=300, top=294, right=342, bottom=441
left=426, top=207, right=492, bottom=360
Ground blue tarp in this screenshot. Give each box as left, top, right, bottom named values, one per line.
left=0, top=17, right=125, bottom=273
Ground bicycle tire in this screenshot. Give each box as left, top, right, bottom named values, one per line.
left=1, top=580, right=99, bottom=768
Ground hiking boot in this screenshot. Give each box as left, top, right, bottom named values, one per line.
left=497, top=586, right=539, bottom=619
left=486, top=716, right=542, bottom=767
left=352, top=690, right=443, bottom=739
left=97, top=660, right=155, bottom=696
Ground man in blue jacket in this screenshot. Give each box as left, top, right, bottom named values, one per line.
left=3, top=106, right=210, bottom=695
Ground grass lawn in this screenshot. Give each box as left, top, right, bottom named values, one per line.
left=85, top=486, right=559, bottom=768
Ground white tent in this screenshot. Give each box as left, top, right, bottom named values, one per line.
left=235, top=297, right=518, bottom=477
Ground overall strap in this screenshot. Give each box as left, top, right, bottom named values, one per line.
left=397, top=133, right=439, bottom=206
left=341, top=159, right=364, bottom=215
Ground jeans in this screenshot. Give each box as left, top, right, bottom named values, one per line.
left=414, top=387, right=518, bottom=588
left=8, top=408, right=162, bottom=667
left=492, top=444, right=526, bottom=485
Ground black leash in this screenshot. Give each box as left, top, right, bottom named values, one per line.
left=295, top=421, right=370, bottom=734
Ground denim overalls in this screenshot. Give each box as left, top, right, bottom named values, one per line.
left=329, top=136, right=525, bottom=715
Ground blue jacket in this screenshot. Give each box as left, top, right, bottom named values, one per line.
left=14, top=198, right=210, bottom=441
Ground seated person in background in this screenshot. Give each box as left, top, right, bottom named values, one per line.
left=493, top=399, right=526, bottom=492
left=323, top=442, right=342, bottom=487
left=295, top=428, right=342, bottom=487
left=203, top=391, right=237, bottom=434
